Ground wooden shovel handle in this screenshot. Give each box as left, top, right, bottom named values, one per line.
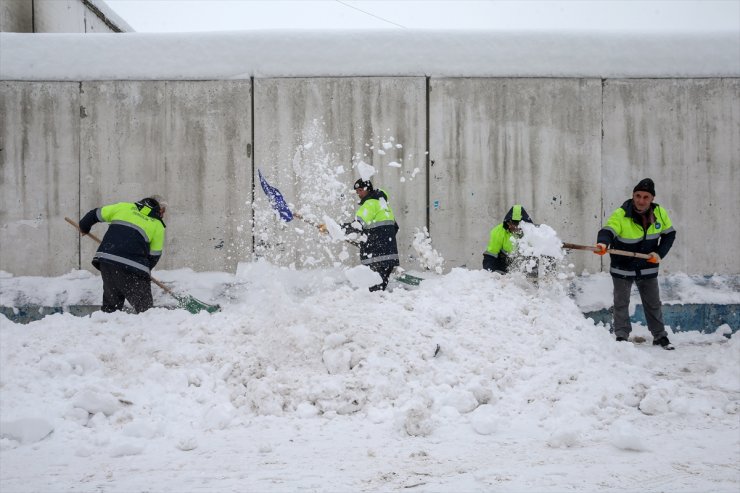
left=64, top=216, right=173, bottom=294
left=562, top=242, right=652, bottom=260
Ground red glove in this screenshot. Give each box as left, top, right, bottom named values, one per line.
left=594, top=243, right=607, bottom=256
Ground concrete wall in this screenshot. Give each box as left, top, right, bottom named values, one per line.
left=254, top=77, right=427, bottom=268
left=79, top=81, right=252, bottom=273
left=429, top=78, right=603, bottom=272
left=0, top=0, right=32, bottom=32
left=1, top=0, right=126, bottom=33
left=34, top=0, right=85, bottom=33
left=1, top=78, right=738, bottom=277
left=602, top=78, right=740, bottom=276
left=0, top=82, right=80, bottom=276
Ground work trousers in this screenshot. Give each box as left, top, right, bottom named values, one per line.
left=612, top=276, right=667, bottom=339
left=100, top=262, right=153, bottom=313
left=369, top=263, right=395, bottom=292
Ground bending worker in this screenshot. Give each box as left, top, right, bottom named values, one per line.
left=79, top=196, right=167, bottom=313
left=482, top=204, right=533, bottom=274
left=595, top=178, right=676, bottom=350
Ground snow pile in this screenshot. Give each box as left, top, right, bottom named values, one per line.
left=1, top=263, right=739, bottom=491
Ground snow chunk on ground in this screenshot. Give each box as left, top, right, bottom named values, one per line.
left=344, top=265, right=382, bottom=290
left=0, top=418, right=54, bottom=444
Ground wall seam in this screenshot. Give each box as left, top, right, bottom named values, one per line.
left=250, top=76, right=256, bottom=258
left=77, top=81, right=82, bottom=269
left=425, top=75, right=431, bottom=233
left=81, top=0, right=123, bottom=32
left=600, top=77, right=606, bottom=274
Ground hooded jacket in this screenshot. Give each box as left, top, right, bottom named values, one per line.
left=79, top=199, right=166, bottom=276
left=483, top=205, right=533, bottom=273
left=343, top=189, right=400, bottom=268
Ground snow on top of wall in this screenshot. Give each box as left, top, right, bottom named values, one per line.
left=1, top=29, right=738, bottom=80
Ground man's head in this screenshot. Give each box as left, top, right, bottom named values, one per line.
left=353, top=179, right=373, bottom=200
left=632, top=178, right=655, bottom=213
left=503, top=204, right=531, bottom=233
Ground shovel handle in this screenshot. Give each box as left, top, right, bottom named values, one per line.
left=562, top=242, right=652, bottom=260
left=65, top=216, right=174, bottom=294
left=294, top=212, right=361, bottom=248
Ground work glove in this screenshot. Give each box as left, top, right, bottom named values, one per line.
left=594, top=243, right=607, bottom=256
left=317, top=223, right=328, bottom=234
left=647, top=252, right=661, bottom=264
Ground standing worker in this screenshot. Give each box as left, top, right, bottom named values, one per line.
left=482, top=204, right=533, bottom=274
left=321, top=179, right=400, bottom=291
left=78, top=196, right=167, bottom=313
left=595, top=178, right=676, bottom=349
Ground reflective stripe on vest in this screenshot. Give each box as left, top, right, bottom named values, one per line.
left=610, top=266, right=659, bottom=277
left=95, top=252, right=150, bottom=273
left=111, top=220, right=150, bottom=243
left=361, top=253, right=400, bottom=265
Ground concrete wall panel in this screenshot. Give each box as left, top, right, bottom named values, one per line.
left=79, top=81, right=167, bottom=272
left=254, top=77, right=427, bottom=269
left=429, top=78, right=602, bottom=272
left=34, top=0, right=85, bottom=33
left=603, top=78, right=740, bottom=275
left=0, top=0, right=32, bottom=32
left=163, top=81, right=252, bottom=272
left=80, top=81, right=252, bottom=273
left=0, top=82, right=80, bottom=276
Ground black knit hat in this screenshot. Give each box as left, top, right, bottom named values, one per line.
left=353, top=179, right=373, bottom=191
left=633, top=178, right=656, bottom=196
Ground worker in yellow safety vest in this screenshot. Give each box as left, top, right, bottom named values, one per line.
left=595, top=178, right=676, bottom=350
left=78, top=196, right=167, bottom=313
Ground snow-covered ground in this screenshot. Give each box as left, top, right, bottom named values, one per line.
left=1, top=259, right=738, bottom=492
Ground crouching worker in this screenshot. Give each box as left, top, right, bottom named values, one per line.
left=79, top=196, right=167, bottom=313
left=482, top=204, right=533, bottom=274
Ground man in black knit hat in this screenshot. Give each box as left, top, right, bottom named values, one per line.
left=595, top=178, right=677, bottom=349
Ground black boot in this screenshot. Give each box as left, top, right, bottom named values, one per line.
left=616, top=336, right=628, bottom=342
left=652, top=336, right=675, bottom=350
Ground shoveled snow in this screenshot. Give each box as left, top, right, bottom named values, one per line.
left=1, top=262, right=738, bottom=491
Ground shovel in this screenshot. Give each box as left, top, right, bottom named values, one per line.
left=258, top=169, right=361, bottom=247
left=562, top=242, right=653, bottom=260
left=65, top=217, right=220, bottom=314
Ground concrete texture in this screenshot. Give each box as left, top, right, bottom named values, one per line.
left=79, top=81, right=252, bottom=273
left=34, top=0, right=86, bottom=33
left=1, top=78, right=738, bottom=277
left=429, top=78, right=603, bottom=273
left=79, top=81, right=167, bottom=272
left=0, top=0, right=32, bottom=32
left=254, top=77, right=427, bottom=268
left=602, top=79, right=740, bottom=275
left=0, top=82, right=80, bottom=276
left=163, top=81, right=252, bottom=272
left=1, top=0, right=125, bottom=33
